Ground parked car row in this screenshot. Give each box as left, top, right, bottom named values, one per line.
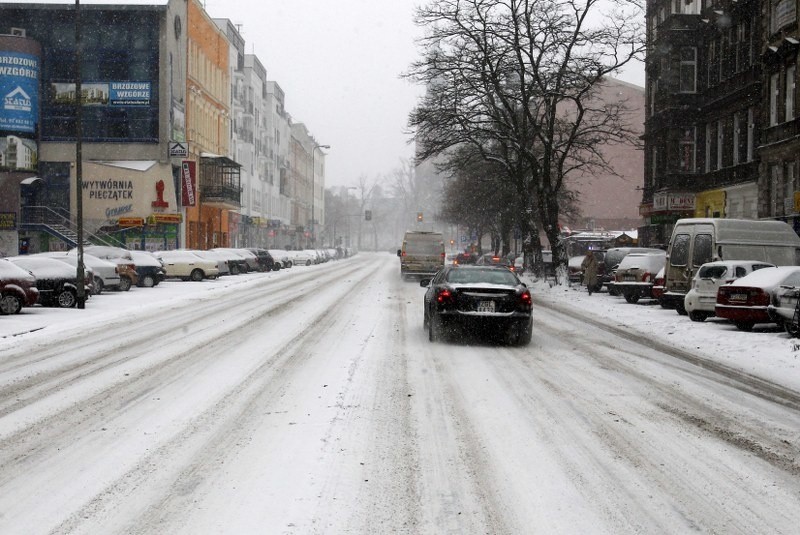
left=595, top=253, right=800, bottom=337
left=0, top=246, right=354, bottom=315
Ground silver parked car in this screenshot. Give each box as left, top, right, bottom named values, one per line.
left=613, top=251, right=667, bottom=303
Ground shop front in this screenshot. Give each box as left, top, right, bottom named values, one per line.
left=71, top=160, right=181, bottom=250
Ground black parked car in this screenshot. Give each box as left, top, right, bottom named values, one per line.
left=247, top=248, right=278, bottom=271
left=421, top=265, right=533, bottom=346
left=6, top=256, right=92, bottom=308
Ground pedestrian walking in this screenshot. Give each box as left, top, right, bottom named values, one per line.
left=581, top=250, right=599, bottom=295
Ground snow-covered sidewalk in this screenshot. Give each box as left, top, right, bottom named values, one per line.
left=526, top=277, right=800, bottom=393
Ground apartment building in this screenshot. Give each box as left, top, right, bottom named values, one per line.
left=642, top=0, right=800, bottom=245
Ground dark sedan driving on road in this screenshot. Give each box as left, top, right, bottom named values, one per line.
left=421, top=265, right=533, bottom=345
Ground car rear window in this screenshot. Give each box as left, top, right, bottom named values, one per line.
left=446, top=268, right=518, bottom=285
left=698, top=265, right=728, bottom=279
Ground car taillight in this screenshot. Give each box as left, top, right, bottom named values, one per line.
left=436, top=289, right=454, bottom=304
left=641, top=271, right=652, bottom=282
left=520, top=290, right=532, bottom=309
left=440, top=252, right=446, bottom=261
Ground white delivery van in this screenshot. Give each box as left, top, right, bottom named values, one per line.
left=662, top=218, right=800, bottom=313
left=397, top=231, right=445, bottom=279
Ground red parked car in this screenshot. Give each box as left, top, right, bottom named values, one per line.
left=715, top=266, right=800, bottom=331
left=0, top=258, right=40, bottom=314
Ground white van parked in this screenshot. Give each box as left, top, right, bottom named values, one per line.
left=662, top=218, right=800, bottom=314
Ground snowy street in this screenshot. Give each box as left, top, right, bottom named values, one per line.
left=1, top=252, right=799, bottom=534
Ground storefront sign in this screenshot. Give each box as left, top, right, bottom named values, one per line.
left=650, top=214, right=683, bottom=225
left=117, top=217, right=144, bottom=227
left=653, top=191, right=696, bottom=212
left=152, top=213, right=182, bottom=224
left=0, top=211, right=17, bottom=230
left=639, top=203, right=653, bottom=217
left=181, top=160, right=196, bottom=207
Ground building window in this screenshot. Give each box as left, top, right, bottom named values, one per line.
left=717, top=119, right=724, bottom=169
left=735, top=21, right=751, bottom=72
left=786, top=64, right=796, bottom=122
left=679, top=48, right=697, bottom=93
left=770, top=72, right=780, bottom=126
left=679, top=127, right=696, bottom=172
left=771, top=0, right=797, bottom=34
left=705, top=122, right=714, bottom=172
left=770, top=164, right=782, bottom=216
left=747, top=107, right=755, bottom=161
left=733, top=112, right=741, bottom=165
left=708, top=40, right=718, bottom=87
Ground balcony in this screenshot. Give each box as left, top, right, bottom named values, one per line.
left=199, top=154, right=241, bottom=210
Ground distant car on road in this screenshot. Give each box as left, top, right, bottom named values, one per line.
left=421, top=265, right=533, bottom=346
left=129, top=250, right=167, bottom=288
left=475, top=253, right=515, bottom=271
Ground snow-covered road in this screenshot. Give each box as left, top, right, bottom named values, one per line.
left=1, top=253, right=799, bottom=534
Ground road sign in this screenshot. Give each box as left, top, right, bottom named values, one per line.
left=169, top=141, right=188, bottom=158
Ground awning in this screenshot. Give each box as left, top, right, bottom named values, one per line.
left=200, top=152, right=241, bottom=167
left=91, top=160, right=157, bottom=172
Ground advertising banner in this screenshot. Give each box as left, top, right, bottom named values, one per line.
left=0, top=51, right=40, bottom=134
left=181, top=161, right=196, bottom=207
left=50, top=81, right=151, bottom=107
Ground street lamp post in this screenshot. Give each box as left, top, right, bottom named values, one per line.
left=310, top=143, right=330, bottom=246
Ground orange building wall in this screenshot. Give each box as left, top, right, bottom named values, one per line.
left=185, top=0, right=232, bottom=248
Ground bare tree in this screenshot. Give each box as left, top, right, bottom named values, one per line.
left=406, top=0, right=645, bottom=282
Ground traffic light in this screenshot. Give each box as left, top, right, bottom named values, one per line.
left=365, top=209, right=372, bottom=221
left=417, top=212, right=423, bottom=222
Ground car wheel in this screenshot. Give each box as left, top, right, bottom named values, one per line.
left=190, top=268, right=204, bottom=282
left=510, top=320, right=532, bottom=346
left=117, top=276, right=132, bottom=292
left=689, top=310, right=706, bottom=322
left=624, top=291, right=640, bottom=304
left=93, top=276, right=104, bottom=295
left=734, top=321, right=754, bottom=331
left=139, top=274, right=156, bottom=288
left=56, top=288, right=77, bottom=308
left=428, top=313, right=443, bottom=342
left=609, top=287, right=619, bottom=297
left=307, top=260, right=313, bottom=266
left=0, top=294, right=23, bottom=315
left=676, top=302, right=688, bottom=315
left=229, top=264, right=240, bottom=275
left=784, top=321, right=800, bottom=338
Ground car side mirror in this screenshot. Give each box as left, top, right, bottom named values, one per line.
left=419, top=278, right=431, bottom=287
left=396, top=249, right=402, bottom=257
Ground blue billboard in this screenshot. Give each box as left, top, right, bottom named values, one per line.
left=0, top=51, right=39, bottom=134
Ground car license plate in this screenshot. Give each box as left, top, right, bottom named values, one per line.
left=624, top=274, right=636, bottom=281
left=729, top=293, right=748, bottom=302
left=477, top=300, right=495, bottom=312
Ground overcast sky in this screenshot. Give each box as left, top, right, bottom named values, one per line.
left=203, top=0, right=645, bottom=188
left=204, top=0, right=425, bottom=188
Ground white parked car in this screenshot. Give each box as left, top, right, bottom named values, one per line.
left=155, top=250, right=220, bottom=281
left=288, top=250, right=318, bottom=266
left=268, top=249, right=292, bottom=268
left=180, top=249, right=231, bottom=276
left=684, top=260, right=775, bottom=322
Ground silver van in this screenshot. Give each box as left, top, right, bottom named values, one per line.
left=662, top=218, right=800, bottom=313
left=397, top=231, right=445, bottom=279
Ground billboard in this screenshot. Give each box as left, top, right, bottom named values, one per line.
left=0, top=51, right=40, bottom=134
left=50, top=81, right=152, bottom=107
